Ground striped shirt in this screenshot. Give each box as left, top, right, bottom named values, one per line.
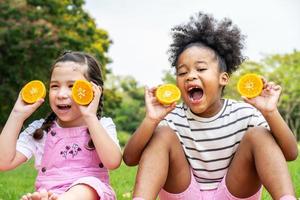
left=160, top=99, right=269, bottom=190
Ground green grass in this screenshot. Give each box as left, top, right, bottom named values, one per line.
left=0, top=156, right=299, bottom=199
left=0, top=160, right=37, bottom=200
left=110, top=162, right=137, bottom=199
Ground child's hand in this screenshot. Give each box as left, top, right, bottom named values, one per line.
left=145, top=86, right=176, bottom=123
left=12, top=93, right=44, bottom=121
left=77, top=82, right=102, bottom=119
left=242, top=78, right=281, bottom=115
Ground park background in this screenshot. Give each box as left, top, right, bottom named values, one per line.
left=0, top=0, right=299, bottom=199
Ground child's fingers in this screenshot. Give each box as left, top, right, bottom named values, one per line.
left=261, top=77, right=279, bottom=91
left=265, top=81, right=276, bottom=91
left=20, top=194, right=29, bottom=200
left=27, top=193, right=33, bottom=200
left=145, top=86, right=155, bottom=100
left=144, top=86, right=149, bottom=100
left=21, top=193, right=32, bottom=200
left=24, top=98, right=45, bottom=112
left=33, top=98, right=45, bottom=107
left=267, top=81, right=275, bottom=87
left=165, top=102, right=177, bottom=112
left=147, top=86, right=157, bottom=94
left=49, top=194, right=58, bottom=200
left=273, top=84, right=281, bottom=91
left=49, top=193, right=59, bottom=200
left=89, top=82, right=102, bottom=103
left=261, top=76, right=267, bottom=89
left=17, top=92, right=24, bottom=102
left=241, top=96, right=254, bottom=105
left=48, top=191, right=58, bottom=200
left=39, top=189, right=49, bottom=200
left=90, top=82, right=102, bottom=96
left=31, top=191, right=41, bottom=200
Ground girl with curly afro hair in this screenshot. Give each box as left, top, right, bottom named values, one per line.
left=123, top=12, right=298, bottom=200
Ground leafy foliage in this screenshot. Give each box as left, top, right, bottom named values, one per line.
left=0, top=0, right=111, bottom=126
left=162, top=69, right=176, bottom=84
left=266, top=51, right=300, bottom=140
left=105, top=75, right=145, bottom=133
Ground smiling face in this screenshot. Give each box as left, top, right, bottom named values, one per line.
left=176, top=45, right=229, bottom=117
left=49, top=61, right=88, bottom=127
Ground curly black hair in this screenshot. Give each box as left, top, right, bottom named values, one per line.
left=168, top=12, right=246, bottom=75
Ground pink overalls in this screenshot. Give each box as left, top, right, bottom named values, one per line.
left=35, top=124, right=116, bottom=199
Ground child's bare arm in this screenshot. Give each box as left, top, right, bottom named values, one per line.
left=123, top=87, right=176, bottom=166
left=123, top=117, right=160, bottom=166
left=85, top=115, right=122, bottom=170
left=244, top=80, right=298, bottom=161
left=79, top=83, right=122, bottom=170
left=0, top=94, right=44, bottom=170
left=262, top=109, right=298, bottom=161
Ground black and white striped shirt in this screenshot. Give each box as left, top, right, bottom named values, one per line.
left=160, top=99, right=269, bottom=190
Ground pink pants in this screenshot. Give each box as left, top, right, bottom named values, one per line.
left=159, top=172, right=262, bottom=200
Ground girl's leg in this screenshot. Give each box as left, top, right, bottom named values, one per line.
left=57, top=184, right=99, bottom=200
left=21, top=185, right=101, bottom=200
left=225, top=127, right=295, bottom=199
left=133, top=126, right=191, bottom=199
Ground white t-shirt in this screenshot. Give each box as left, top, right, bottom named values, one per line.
left=160, top=99, right=270, bottom=190
left=16, top=117, right=120, bottom=169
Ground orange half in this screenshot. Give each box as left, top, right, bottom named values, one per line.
left=237, top=73, right=263, bottom=98
left=72, top=80, right=94, bottom=105
left=156, top=84, right=181, bottom=105
left=21, top=80, right=46, bottom=104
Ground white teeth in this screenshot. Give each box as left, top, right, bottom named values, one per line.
left=188, top=86, right=200, bottom=91
left=57, top=105, right=71, bottom=108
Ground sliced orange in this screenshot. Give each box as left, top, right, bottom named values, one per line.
left=237, top=73, right=263, bottom=98
left=72, top=80, right=93, bottom=105
left=156, top=84, right=181, bottom=105
left=21, top=80, right=46, bottom=104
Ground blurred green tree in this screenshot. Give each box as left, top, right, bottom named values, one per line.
left=0, top=0, right=112, bottom=127
left=161, top=69, right=176, bottom=84
left=266, top=51, right=300, bottom=140
left=116, top=76, right=145, bottom=133
left=105, top=74, right=145, bottom=133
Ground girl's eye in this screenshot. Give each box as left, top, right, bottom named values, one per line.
left=50, top=85, right=58, bottom=89
left=196, top=67, right=207, bottom=72
left=177, top=71, right=187, bottom=76
left=69, top=84, right=74, bottom=88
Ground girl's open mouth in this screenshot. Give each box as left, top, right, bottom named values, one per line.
left=57, top=104, right=71, bottom=110
left=188, top=87, right=203, bottom=103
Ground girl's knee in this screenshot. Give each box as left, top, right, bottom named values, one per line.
left=243, top=127, right=274, bottom=146
left=153, top=126, right=179, bottom=145
left=144, top=126, right=183, bottom=157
